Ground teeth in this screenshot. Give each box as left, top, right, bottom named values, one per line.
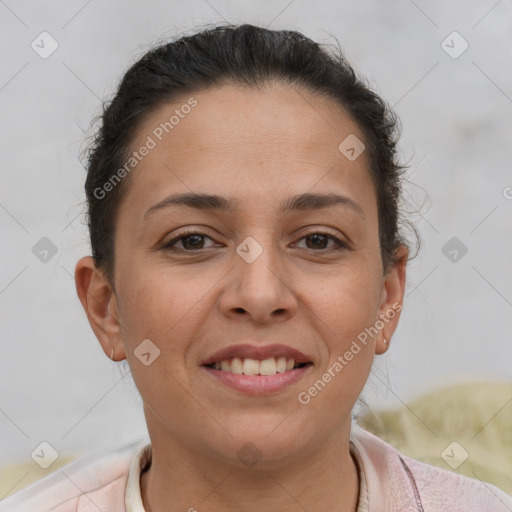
left=259, top=357, right=277, bottom=376
left=242, top=358, right=260, bottom=375
left=211, top=357, right=302, bottom=375
left=231, top=357, right=243, bottom=374
left=276, top=356, right=287, bottom=373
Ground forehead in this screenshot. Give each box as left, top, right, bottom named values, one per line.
left=121, top=83, right=375, bottom=218
left=134, top=82, right=364, bottom=160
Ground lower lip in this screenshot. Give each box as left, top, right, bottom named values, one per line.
left=202, top=365, right=312, bottom=394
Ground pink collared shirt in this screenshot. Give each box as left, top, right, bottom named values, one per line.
left=2, top=426, right=510, bottom=511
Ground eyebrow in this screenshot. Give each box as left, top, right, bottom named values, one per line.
left=144, top=192, right=365, bottom=219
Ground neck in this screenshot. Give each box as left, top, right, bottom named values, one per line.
left=140, top=424, right=359, bottom=512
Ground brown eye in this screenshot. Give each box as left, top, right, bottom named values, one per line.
left=295, top=232, right=346, bottom=252
left=163, top=232, right=216, bottom=251
left=305, top=234, right=330, bottom=249
left=180, top=234, right=207, bottom=250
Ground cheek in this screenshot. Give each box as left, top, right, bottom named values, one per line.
left=116, top=275, right=173, bottom=338
left=311, top=263, right=381, bottom=387
left=115, top=263, right=218, bottom=354
left=315, top=262, right=382, bottom=336
left=298, top=276, right=379, bottom=420
left=114, top=269, right=202, bottom=408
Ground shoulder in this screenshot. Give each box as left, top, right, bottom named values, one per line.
left=0, top=439, right=148, bottom=512
left=350, top=425, right=512, bottom=512
left=401, top=453, right=512, bottom=511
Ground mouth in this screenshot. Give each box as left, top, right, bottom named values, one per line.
left=201, top=344, right=314, bottom=394
left=204, top=357, right=312, bottom=376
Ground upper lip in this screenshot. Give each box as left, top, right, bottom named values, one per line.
left=201, top=344, right=312, bottom=366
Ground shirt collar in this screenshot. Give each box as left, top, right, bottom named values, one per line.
left=125, top=431, right=376, bottom=512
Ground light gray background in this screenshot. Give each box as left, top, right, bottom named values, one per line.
left=1, top=0, right=511, bottom=470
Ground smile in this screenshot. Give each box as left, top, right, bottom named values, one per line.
left=205, top=356, right=310, bottom=376
left=201, top=343, right=314, bottom=394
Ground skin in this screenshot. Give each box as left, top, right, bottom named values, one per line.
left=75, top=83, right=407, bottom=512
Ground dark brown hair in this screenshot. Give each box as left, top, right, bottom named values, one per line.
left=83, top=23, right=408, bottom=283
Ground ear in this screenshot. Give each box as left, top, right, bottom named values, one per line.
left=74, top=256, right=126, bottom=361
left=375, top=245, right=408, bottom=355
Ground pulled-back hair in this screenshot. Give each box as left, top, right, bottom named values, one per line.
left=83, top=23, right=408, bottom=283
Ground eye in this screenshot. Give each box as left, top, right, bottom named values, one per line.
left=294, top=232, right=347, bottom=252
left=161, top=230, right=348, bottom=253
left=162, top=231, right=218, bottom=251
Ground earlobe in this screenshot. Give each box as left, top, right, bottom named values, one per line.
left=375, top=245, right=408, bottom=355
left=74, top=256, right=126, bottom=361
left=375, top=336, right=389, bottom=355
left=375, top=331, right=391, bottom=356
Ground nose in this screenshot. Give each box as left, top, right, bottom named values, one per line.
left=219, top=238, right=298, bottom=324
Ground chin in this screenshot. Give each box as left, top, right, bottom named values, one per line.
left=213, top=416, right=318, bottom=466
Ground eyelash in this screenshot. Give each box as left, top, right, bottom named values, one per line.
left=162, top=229, right=348, bottom=253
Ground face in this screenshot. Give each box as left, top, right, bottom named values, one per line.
left=76, top=83, right=406, bottom=467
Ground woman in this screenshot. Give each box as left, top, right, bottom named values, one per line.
left=4, top=23, right=511, bottom=512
